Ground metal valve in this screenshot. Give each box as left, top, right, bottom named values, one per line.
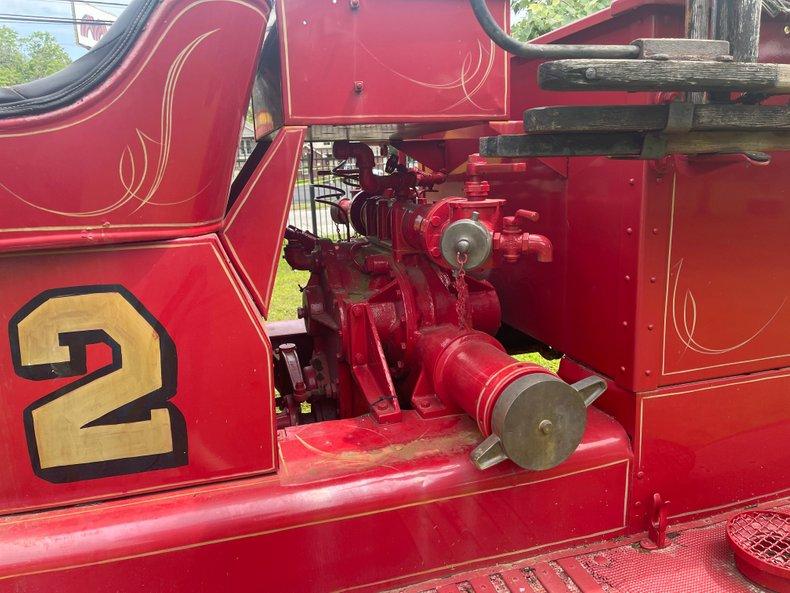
left=439, top=211, right=493, bottom=271
left=470, top=374, right=607, bottom=471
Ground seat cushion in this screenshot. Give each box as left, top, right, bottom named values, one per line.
left=0, top=0, right=160, bottom=118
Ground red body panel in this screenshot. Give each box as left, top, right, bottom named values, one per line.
left=255, top=0, right=510, bottom=131
left=490, top=4, right=790, bottom=393
left=561, top=358, right=790, bottom=530
left=0, top=0, right=269, bottom=253
left=0, top=0, right=787, bottom=591
left=0, top=236, right=275, bottom=514
left=222, top=126, right=306, bottom=317
left=0, top=410, right=630, bottom=593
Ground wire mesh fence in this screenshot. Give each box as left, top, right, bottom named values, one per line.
left=234, top=139, right=389, bottom=241
left=288, top=142, right=387, bottom=241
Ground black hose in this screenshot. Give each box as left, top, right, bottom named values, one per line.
left=469, top=0, right=640, bottom=60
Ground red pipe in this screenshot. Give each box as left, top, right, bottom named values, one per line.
left=525, top=233, right=553, bottom=263
left=419, top=325, right=549, bottom=435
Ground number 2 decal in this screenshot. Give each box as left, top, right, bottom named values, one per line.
left=9, top=285, right=187, bottom=483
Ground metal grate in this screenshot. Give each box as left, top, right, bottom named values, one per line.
left=727, top=510, right=790, bottom=571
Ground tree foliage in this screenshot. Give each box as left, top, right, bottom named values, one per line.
left=511, top=0, right=611, bottom=41
left=0, top=26, right=71, bottom=87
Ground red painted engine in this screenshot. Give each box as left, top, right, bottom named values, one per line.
left=280, top=142, right=606, bottom=470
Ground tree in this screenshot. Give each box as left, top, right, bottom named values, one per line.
left=0, top=26, right=71, bottom=87
left=511, top=0, right=611, bottom=41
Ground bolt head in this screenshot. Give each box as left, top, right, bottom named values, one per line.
left=584, top=67, right=597, bottom=80
left=538, top=419, right=554, bottom=435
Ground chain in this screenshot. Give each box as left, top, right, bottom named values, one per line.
left=453, top=251, right=471, bottom=329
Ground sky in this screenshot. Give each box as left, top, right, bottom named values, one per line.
left=1, top=1, right=521, bottom=62
left=0, top=0, right=128, bottom=59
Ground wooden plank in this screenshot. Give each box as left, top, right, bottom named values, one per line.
left=666, top=130, right=790, bottom=153
left=481, top=131, right=790, bottom=158
left=728, top=0, right=762, bottom=62
left=523, top=105, right=790, bottom=133
left=481, top=132, right=644, bottom=158
left=685, top=0, right=711, bottom=103
left=686, top=0, right=711, bottom=42
left=538, top=59, right=790, bottom=93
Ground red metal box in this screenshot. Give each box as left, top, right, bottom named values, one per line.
left=253, top=0, right=510, bottom=137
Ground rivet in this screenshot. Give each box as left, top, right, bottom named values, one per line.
left=626, top=227, right=633, bottom=235
left=628, top=178, right=636, bottom=186
left=350, top=0, right=360, bottom=8
left=650, top=276, right=657, bottom=283
left=353, top=80, right=364, bottom=94
left=585, top=67, right=597, bottom=80
left=635, top=501, right=642, bottom=507
left=784, top=25, right=790, bottom=35
left=637, top=471, right=645, bottom=479
left=620, top=366, right=626, bottom=373
left=647, top=324, right=655, bottom=331
left=622, top=321, right=628, bottom=327
left=652, top=227, right=659, bottom=235
left=645, top=369, right=652, bottom=376
left=625, top=275, right=631, bottom=281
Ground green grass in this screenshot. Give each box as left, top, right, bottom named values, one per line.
left=514, top=351, right=560, bottom=373
left=268, top=262, right=309, bottom=322
left=269, top=261, right=559, bottom=373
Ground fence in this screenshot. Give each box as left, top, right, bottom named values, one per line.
left=234, top=140, right=389, bottom=241
left=288, top=142, right=387, bottom=241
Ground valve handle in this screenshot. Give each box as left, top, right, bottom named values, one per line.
left=571, top=375, right=607, bottom=407
left=470, top=373, right=607, bottom=471
left=515, top=209, right=540, bottom=223
left=470, top=434, right=507, bottom=470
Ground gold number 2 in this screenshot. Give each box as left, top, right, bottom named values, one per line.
left=9, top=286, right=186, bottom=483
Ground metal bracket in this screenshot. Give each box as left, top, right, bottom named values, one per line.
left=471, top=435, right=507, bottom=470
left=640, top=492, right=671, bottom=550
left=641, top=101, right=696, bottom=159
left=664, top=101, right=695, bottom=134
left=571, top=375, right=607, bottom=407
left=632, top=38, right=731, bottom=61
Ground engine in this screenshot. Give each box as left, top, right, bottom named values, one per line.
left=278, top=142, right=606, bottom=471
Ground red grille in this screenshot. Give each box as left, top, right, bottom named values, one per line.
left=727, top=510, right=790, bottom=591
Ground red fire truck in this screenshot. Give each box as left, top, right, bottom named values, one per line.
left=0, top=0, right=787, bottom=591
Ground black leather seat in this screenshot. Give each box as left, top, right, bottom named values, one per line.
left=0, top=0, right=159, bottom=119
